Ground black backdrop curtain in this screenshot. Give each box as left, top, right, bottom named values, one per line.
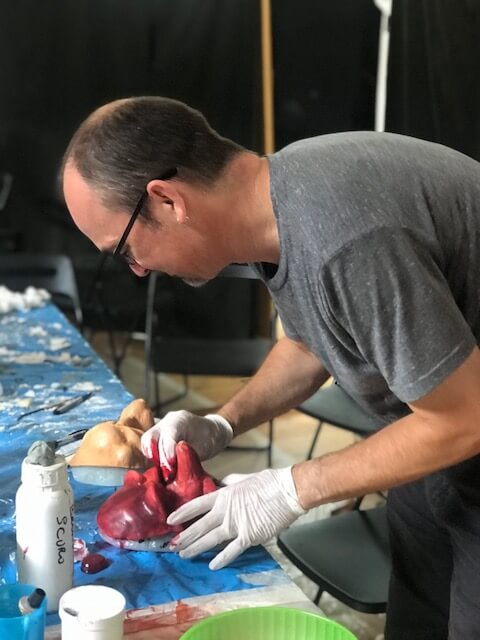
left=0, top=1, right=263, bottom=337
left=0, top=0, right=383, bottom=255
left=0, top=0, right=262, bottom=216
left=387, top=0, right=480, bottom=160
left=272, top=0, right=379, bottom=150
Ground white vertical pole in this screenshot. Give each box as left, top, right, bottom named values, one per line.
left=374, top=0, right=392, bottom=133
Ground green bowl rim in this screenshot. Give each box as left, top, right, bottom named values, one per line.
left=180, top=605, right=357, bottom=639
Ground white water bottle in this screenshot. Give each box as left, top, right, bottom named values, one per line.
left=16, top=454, right=74, bottom=612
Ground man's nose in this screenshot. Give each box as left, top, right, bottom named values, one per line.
left=129, top=264, right=151, bottom=278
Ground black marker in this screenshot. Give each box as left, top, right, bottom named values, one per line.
left=18, top=588, right=46, bottom=615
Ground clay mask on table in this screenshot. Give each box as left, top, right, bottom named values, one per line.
left=97, top=441, right=217, bottom=551
left=69, top=398, right=155, bottom=470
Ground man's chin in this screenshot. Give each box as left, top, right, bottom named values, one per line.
left=181, top=277, right=210, bottom=288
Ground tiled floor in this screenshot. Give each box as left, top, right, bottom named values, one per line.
left=89, top=332, right=386, bottom=640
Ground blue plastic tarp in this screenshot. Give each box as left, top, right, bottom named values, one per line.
left=0, top=305, right=278, bottom=626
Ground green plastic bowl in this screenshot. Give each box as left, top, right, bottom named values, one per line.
left=180, top=606, right=358, bottom=640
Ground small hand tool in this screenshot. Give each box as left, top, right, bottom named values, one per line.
left=13, top=392, right=93, bottom=422
left=52, top=392, right=93, bottom=415
left=46, top=428, right=89, bottom=451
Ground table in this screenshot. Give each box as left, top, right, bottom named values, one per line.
left=0, top=303, right=317, bottom=638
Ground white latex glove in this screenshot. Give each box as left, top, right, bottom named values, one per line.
left=167, top=466, right=306, bottom=570
left=140, top=410, right=233, bottom=480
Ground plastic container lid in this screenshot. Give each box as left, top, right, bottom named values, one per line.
left=180, top=606, right=358, bottom=640
left=59, top=585, right=125, bottom=639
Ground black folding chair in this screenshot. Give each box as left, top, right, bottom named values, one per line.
left=277, top=383, right=390, bottom=614
left=278, top=503, right=390, bottom=613
left=299, top=382, right=383, bottom=460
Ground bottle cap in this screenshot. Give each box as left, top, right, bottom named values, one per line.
left=28, top=588, right=46, bottom=609
left=21, top=455, right=68, bottom=487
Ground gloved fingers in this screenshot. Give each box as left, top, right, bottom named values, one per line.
left=221, top=472, right=256, bottom=486
left=158, top=433, right=177, bottom=482
left=140, top=426, right=159, bottom=459
left=178, top=525, right=226, bottom=559
left=209, top=537, right=247, bottom=571
left=140, top=427, right=177, bottom=481
left=167, top=491, right=219, bottom=526
left=172, top=509, right=221, bottom=551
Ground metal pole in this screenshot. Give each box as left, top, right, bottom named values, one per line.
left=260, top=0, right=275, bottom=154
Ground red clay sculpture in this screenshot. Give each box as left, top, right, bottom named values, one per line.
left=97, top=441, right=217, bottom=542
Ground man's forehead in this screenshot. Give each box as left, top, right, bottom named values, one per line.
left=63, top=163, right=98, bottom=214
left=63, top=163, right=123, bottom=250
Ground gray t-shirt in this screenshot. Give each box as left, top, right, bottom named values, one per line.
left=254, top=132, right=480, bottom=424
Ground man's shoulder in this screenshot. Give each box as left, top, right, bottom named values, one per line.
left=271, top=131, right=375, bottom=160
left=273, top=131, right=413, bottom=155
left=271, top=131, right=476, bottom=165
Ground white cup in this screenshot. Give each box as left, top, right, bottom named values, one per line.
left=59, top=585, right=126, bottom=640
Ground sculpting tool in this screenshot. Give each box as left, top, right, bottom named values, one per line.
left=13, top=392, right=93, bottom=422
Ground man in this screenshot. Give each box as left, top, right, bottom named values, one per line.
left=63, top=96, right=480, bottom=639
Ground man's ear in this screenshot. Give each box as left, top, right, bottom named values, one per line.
left=146, top=178, right=188, bottom=224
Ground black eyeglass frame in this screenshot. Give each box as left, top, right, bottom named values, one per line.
left=112, top=167, right=178, bottom=261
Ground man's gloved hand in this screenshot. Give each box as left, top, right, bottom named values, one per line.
left=140, top=410, right=233, bottom=481
left=166, top=466, right=306, bottom=570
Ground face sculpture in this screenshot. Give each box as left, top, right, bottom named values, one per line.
left=69, top=399, right=154, bottom=469
left=69, top=398, right=217, bottom=547
left=97, top=441, right=217, bottom=543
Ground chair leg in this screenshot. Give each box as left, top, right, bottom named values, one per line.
left=226, top=419, right=274, bottom=462
left=352, top=496, right=365, bottom=510
left=114, top=332, right=134, bottom=374
left=314, top=588, right=323, bottom=606
left=106, top=330, right=132, bottom=378
left=152, top=374, right=190, bottom=416
left=267, top=419, right=273, bottom=467
left=306, top=421, right=324, bottom=460
left=107, top=330, right=121, bottom=376
left=85, top=327, right=96, bottom=343
left=154, top=370, right=161, bottom=412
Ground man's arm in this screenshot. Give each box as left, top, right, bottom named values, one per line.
left=167, top=347, right=480, bottom=572
left=218, top=335, right=330, bottom=437
left=293, top=346, right=480, bottom=509
left=141, top=335, right=329, bottom=468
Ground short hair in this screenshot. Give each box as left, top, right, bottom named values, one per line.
left=62, top=96, right=244, bottom=213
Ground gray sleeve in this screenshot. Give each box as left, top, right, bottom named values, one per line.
left=320, top=227, right=476, bottom=403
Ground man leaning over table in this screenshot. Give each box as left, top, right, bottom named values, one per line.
left=62, top=96, right=480, bottom=640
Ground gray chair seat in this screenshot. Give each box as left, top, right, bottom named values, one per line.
left=289, top=383, right=391, bottom=614
left=299, top=383, right=382, bottom=436
left=299, top=383, right=384, bottom=460
left=278, top=505, right=390, bottom=614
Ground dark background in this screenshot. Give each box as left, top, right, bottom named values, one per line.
left=0, top=0, right=477, bottom=337
left=387, top=0, right=480, bottom=160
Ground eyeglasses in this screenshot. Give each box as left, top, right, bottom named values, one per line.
left=113, top=166, right=178, bottom=265
left=86, top=166, right=178, bottom=306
